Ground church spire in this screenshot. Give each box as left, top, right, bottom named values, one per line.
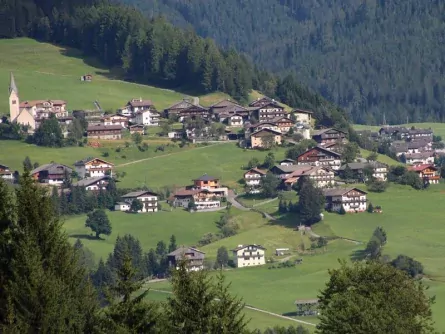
left=9, top=72, right=18, bottom=95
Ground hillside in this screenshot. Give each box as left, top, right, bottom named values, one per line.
left=124, top=0, right=445, bottom=125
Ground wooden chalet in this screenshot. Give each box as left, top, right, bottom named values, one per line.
left=72, top=175, right=110, bottom=191
left=175, top=105, right=210, bottom=120
left=30, top=163, right=72, bottom=185
left=271, top=116, right=295, bottom=133
left=74, top=157, right=114, bottom=178
left=129, top=124, right=145, bottom=135
left=292, top=108, right=313, bottom=124
left=87, top=124, right=122, bottom=140
left=164, top=99, right=196, bottom=117
left=323, top=188, right=367, bottom=213
left=249, top=96, right=275, bottom=108
left=250, top=128, right=282, bottom=149
left=0, top=164, right=14, bottom=181
left=312, top=128, right=347, bottom=145
left=296, top=146, right=342, bottom=170
left=167, top=246, right=205, bottom=271
left=407, top=164, right=440, bottom=184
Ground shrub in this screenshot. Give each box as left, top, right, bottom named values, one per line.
left=339, top=205, right=346, bottom=215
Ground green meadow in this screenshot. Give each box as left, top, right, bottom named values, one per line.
left=354, top=122, right=445, bottom=139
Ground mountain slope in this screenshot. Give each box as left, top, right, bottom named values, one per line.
left=123, top=0, right=445, bottom=125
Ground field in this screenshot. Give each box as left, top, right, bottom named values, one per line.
left=354, top=122, right=445, bottom=139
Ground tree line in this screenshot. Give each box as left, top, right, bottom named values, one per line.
left=128, top=0, right=445, bottom=125
left=2, top=0, right=350, bottom=131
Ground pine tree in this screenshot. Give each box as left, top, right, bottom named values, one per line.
left=168, top=234, right=177, bottom=253
left=0, top=172, right=98, bottom=332
left=298, top=181, right=325, bottom=225
left=85, top=209, right=112, bottom=239
left=51, top=186, right=60, bottom=216
left=367, top=202, right=374, bottom=213
left=22, top=156, right=32, bottom=172
left=100, top=253, right=158, bottom=333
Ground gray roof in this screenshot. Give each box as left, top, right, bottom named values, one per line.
left=231, top=244, right=266, bottom=252
left=72, top=176, right=109, bottom=187
left=31, top=163, right=72, bottom=176
left=122, top=190, right=158, bottom=198
left=405, top=152, right=434, bottom=159
left=272, top=164, right=310, bottom=174
left=73, top=157, right=114, bottom=166
left=168, top=246, right=205, bottom=260
left=312, top=128, right=346, bottom=136
left=193, top=173, right=219, bottom=181
left=323, top=187, right=367, bottom=197
left=339, top=161, right=386, bottom=171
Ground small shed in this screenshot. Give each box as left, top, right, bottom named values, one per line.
left=80, top=74, right=93, bottom=82
left=294, top=299, right=319, bottom=316
left=275, top=248, right=290, bottom=256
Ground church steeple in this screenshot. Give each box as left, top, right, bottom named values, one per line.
left=9, top=72, right=18, bottom=95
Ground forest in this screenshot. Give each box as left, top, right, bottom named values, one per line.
left=0, top=0, right=350, bottom=132
left=123, top=0, right=445, bottom=125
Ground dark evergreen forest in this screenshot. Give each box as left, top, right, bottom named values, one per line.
left=123, top=0, right=445, bottom=125
left=0, top=0, right=350, bottom=130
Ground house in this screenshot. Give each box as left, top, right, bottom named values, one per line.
left=279, top=158, right=295, bottom=166
left=247, top=122, right=281, bottom=134
left=296, top=146, right=342, bottom=170
left=391, top=140, right=432, bottom=157
left=283, top=166, right=335, bottom=189
left=167, top=130, right=183, bottom=139
left=74, top=157, right=114, bottom=178
left=323, top=188, right=367, bottom=213
left=132, top=110, right=160, bottom=126
left=164, top=99, right=198, bottom=117
left=176, top=105, right=210, bottom=121
left=80, top=74, right=93, bottom=82
left=231, top=244, right=266, bottom=268
left=172, top=189, right=223, bottom=210
left=30, top=163, right=72, bottom=185
left=115, top=190, right=158, bottom=213
left=167, top=246, right=205, bottom=271
left=120, top=98, right=156, bottom=116
left=101, top=114, right=129, bottom=128
left=0, top=164, right=14, bottom=181
left=292, top=108, right=313, bottom=124
left=405, top=152, right=435, bottom=165
left=379, top=126, right=410, bottom=139
left=312, top=128, right=347, bottom=145
left=87, top=124, right=122, bottom=140
left=271, top=164, right=312, bottom=179
left=72, top=175, right=110, bottom=191
left=250, top=128, right=282, bottom=149
left=407, top=164, right=440, bottom=184
left=192, top=174, right=228, bottom=195
left=227, top=114, right=244, bottom=126
left=244, top=168, right=267, bottom=191
left=251, top=101, right=286, bottom=122
left=338, top=161, right=388, bottom=181
left=408, top=129, right=433, bottom=141
left=249, top=96, right=275, bottom=108
left=271, top=117, right=295, bottom=133
left=9, top=72, right=70, bottom=131
left=129, top=124, right=145, bottom=135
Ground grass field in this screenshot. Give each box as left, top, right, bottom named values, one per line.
left=354, top=122, right=445, bottom=139
left=115, top=143, right=287, bottom=190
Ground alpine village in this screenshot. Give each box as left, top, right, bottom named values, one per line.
left=1, top=0, right=445, bottom=333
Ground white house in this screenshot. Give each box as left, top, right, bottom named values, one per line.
left=244, top=168, right=267, bottom=187
left=405, top=152, right=435, bottom=165
left=232, top=244, right=266, bottom=268
left=120, top=98, right=155, bottom=115
left=292, top=108, right=313, bottom=124
left=102, top=114, right=128, bottom=128
left=132, top=110, right=160, bottom=126
left=0, top=164, right=14, bottom=181
left=323, top=188, right=367, bottom=213
left=74, top=157, right=114, bottom=179
left=228, top=114, right=244, bottom=126
left=116, top=190, right=159, bottom=213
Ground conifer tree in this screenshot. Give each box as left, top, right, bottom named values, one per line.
left=100, top=253, right=158, bottom=333
left=22, top=156, right=32, bottom=172
left=51, top=186, right=60, bottom=215
left=0, top=172, right=98, bottom=332
left=168, top=234, right=177, bottom=253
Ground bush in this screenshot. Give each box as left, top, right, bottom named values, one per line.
left=102, top=151, right=109, bottom=157
left=367, top=180, right=388, bottom=193
left=339, top=205, right=346, bottom=215
left=367, top=202, right=374, bottom=213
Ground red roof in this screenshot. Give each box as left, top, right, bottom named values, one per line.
left=407, top=164, right=437, bottom=172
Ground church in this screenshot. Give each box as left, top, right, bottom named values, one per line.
left=8, top=73, right=71, bottom=131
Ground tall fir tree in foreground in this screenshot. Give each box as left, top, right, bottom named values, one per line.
left=0, top=173, right=98, bottom=332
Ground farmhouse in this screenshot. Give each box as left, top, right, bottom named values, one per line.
left=9, top=73, right=71, bottom=131
left=101, top=114, right=128, bottom=128
left=404, top=152, right=435, bottom=165
left=247, top=122, right=280, bottom=134
left=271, top=164, right=312, bottom=179
left=168, top=104, right=210, bottom=121
left=279, top=158, right=295, bottom=166
left=271, top=116, right=295, bottom=133
left=167, top=246, right=205, bottom=271
left=250, top=128, right=282, bottom=149
left=312, top=128, right=347, bottom=145
left=210, top=99, right=251, bottom=120
left=164, top=98, right=196, bottom=116
left=172, top=189, right=223, bottom=210
left=72, top=175, right=110, bottom=191
left=120, top=98, right=156, bottom=116
left=227, top=114, right=244, bottom=126
left=323, top=188, right=367, bottom=213
left=296, top=146, right=342, bottom=170
left=129, top=124, right=145, bottom=135
left=0, top=164, right=14, bottom=181
left=338, top=161, right=388, bottom=181
left=283, top=166, right=335, bottom=189
left=115, top=190, right=159, bottom=213
left=292, top=108, right=313, bottom=124
left=74, top=157, right=114, bottom=178
left=251, top=101, right=286, bottom=122
left=231, top=244, right=266, bottom=268
left=409, top=129, right=433, bottom=141
left=244, top=167, right=267, bottom=189
left=87, top=124, right=122, bottom=140
left=407, top=164, right=440, bottom=184
left=379, top=126, right=410, bottom=139
left=30, top=163, right=72, bottom=185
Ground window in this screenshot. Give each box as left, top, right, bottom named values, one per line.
left=12, top=100, right=16, bottom=105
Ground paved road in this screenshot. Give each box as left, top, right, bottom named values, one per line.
left=227, top=190, right=250, bottom=211
left=149, top=288, right=316, bottom=327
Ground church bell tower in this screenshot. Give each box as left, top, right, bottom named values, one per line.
left=9, top=72, right=19, bottom=121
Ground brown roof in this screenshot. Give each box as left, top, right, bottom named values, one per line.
left=129, top=99, right=153, bottom=107
left=74, top=157, right=114, bottom=167
left=244, top=168, right=268, bottom=176
left=292, top=108, right=313, bottom=114
left=122, top=190, right=158, bottom=198
left=211, top=99, right=242, bottom=108
left=323, top=187, right=367, bottom=197
left=168, top=246, right=205, bottom=260
left=251, top=128, right=282, bottom=137
left=87, top=124, right=123, bottom=131
left=231, top=244, right=266, bottom=252
left=407, top=164, right=437, bottom=172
